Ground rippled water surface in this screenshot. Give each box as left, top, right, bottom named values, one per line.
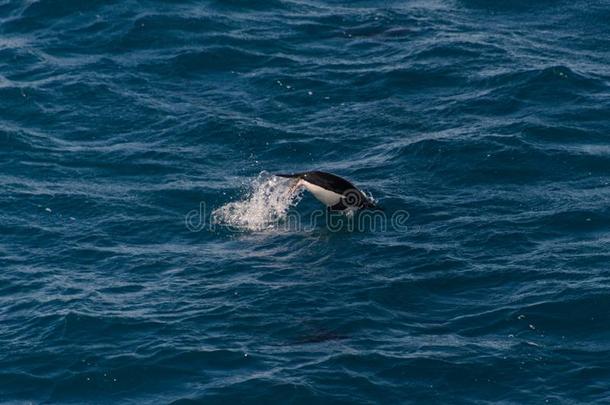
left=1, top=0, right=609, bottom=403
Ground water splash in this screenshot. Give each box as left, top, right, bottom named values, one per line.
left=212, top=172, right=302, bottom=231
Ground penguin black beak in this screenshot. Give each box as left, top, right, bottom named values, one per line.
left=365, top=201, right=384, bottom=211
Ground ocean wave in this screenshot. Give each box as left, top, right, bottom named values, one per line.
left=1, top=0, right=609, bottom=403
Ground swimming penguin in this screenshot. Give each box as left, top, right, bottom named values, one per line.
left=275, top=171, right=377, bottom=211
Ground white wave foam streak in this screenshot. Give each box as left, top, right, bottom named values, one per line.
left=212, top=172, right=302, bottom=231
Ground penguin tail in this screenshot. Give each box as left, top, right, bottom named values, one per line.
left=275, top=173, right=300, bottom=179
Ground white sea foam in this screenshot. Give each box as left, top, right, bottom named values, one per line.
left=212, top=172, right=302, bottom=231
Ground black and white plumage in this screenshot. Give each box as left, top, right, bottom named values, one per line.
left=275, top=171, right=377, bottom=211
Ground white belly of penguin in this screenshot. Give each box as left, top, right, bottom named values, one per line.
left=301, top=180, right=342, bottom=207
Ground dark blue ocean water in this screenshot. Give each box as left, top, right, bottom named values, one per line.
left=1, top=0, right=610, bottom=403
